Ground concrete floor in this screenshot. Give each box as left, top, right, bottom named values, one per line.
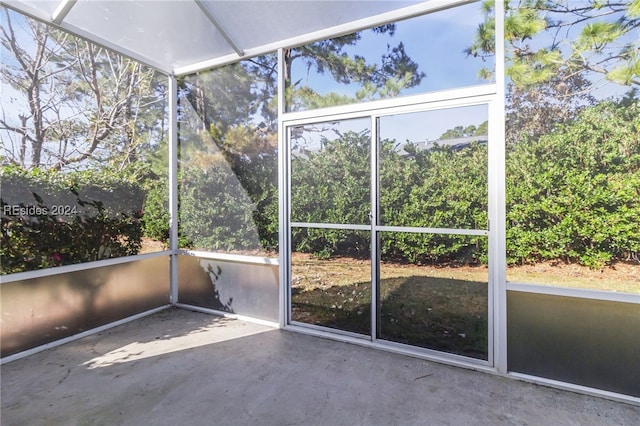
left=1, top=308, right=638, bottom=426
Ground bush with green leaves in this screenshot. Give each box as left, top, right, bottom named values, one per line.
left=506, top=101, right=640, bottom=268
left=142, top=176, right=170, bottom=244
left=4, top=100, right=637, bottom=272
left=230, top=148, right=279, bottom=252
left=1, top=165, right=144, bottom=274
left=289, top=100, right=639, bottom=268
left=290, top=130, right=488, bottom=263
left=290, top=130, right=371, bottom=257
left=178, top=164, right=272, bottom=252
left=378, top=139, right=488, bottom=264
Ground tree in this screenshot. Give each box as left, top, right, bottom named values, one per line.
left=439, top=121, right=489, bottom=140
left=466, top=1, right=639, bottom=145
left=505, top=70, right=596, bottom=145
left=285, top=25, right=425, bottom=110
left=182, top=23, right=426, bottom=138
left=0, top=8, right=166, bottom=171
left=468, top=0, right=640, bottom=88
left=180, top=23, right=428, bottom=177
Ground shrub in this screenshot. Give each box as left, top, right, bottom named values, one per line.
left=142, top=176, right=170, bottom=244
left=506, top=101, right=640, bottom=267
left=290, top=131, right=489, bottom=263
left=289, top=101, right=640, bottom=268
left=1, top=165, right=144, bottom=274
left=178, top=165, right=265, bottom=252
left=378, top=140, right=488, bottom=264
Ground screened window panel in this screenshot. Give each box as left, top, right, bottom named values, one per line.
left=178, top=56, right=279, bottom=255
left=0, top=9, right=168, bottom=274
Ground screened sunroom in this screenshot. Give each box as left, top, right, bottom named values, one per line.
left=1, top=0, right=639, bottom=416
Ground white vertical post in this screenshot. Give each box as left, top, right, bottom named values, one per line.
left=169, top=74, right=179, bottom=305
left=277, top=48, right=287, bottom=328
left=370, top=116, right=379, bottom=342
left=491, top=0, right=508, bottom=374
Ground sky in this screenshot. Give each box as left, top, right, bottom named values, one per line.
left=287, top=0, right=636, bottom=147
left=288, top=1, right=491, bottom=147
left=291, top=103, right=487, bottom=156
left=379, top=105, right=487, bottom=145
left=291, top=1, right=490, bottom=100
left=291, top=0, right=637, bottom=103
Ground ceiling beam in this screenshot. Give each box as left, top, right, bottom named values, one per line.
left=194, top=0, right=244, bottom=57
left=51, top=0, right=77, bottom=24
left=174, top=0, right=473, bottom=76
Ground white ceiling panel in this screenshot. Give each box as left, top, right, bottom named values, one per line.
left=64, top=0, right=235, bottom=70
left=204, top=1, right=421, bottom=48
left=10, top=0, right=59, bottom=15
left=1, top=0, right=466, bottom=74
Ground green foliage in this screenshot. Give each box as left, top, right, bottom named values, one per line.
left=178, top=59, right=280, bottom=254
left=439, top=122, right=488, bottom=140
left=291, top=130, right=371, bottom=225
left=505, top=71, right=596, bottom=146
left=179, top=165, right=262, bottom=252
left=286, top=24, right=425, bottom=110
left=290, top=130, right=371, bottom=258
left=469, top=0, right=639, bottom=89
left=142, top=176, right=170, bottom=244
left=506, top=101, right=640, bottom=268
left=630, top=0, right=640, bottom=17
left=4, top=101, right=638, bottom=271
left=379, top=140, right=488, bottom=264
left=289, top=101, right=639, bottom=269
left=291, top=130, right=488, bottom=263
left=1, top=165, right=144, bottom=274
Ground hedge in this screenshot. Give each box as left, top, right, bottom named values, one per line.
left=1, top=166, right=144, bottom=274
left=290, top=101, right=640, bottom=268
left=506, top=101, right=640, bottom=267
left=3, top=101, right=638, bottom=273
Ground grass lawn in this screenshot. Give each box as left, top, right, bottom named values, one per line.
left=291, top=253, right=639, bottom=359
left=291, top=254, right=489, bottom=359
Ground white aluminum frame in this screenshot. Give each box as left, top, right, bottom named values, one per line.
left=283, top=85, right=496, bottom=124
left=169, top=74, right=179, bottom=305
left=178, top=250, right=278, bottom=266
left=507, top=282, right=640, bottom=304
left=51, top=0, right=76, bottom=24
left=282, top=85, right=498, bottom=368
left=194, top=0, right=244, bottom=56
left=0, top=250, right=170, bottom=284
left=371, top=114, right=380, bottom=343
left=278, top=47, right=288, bottom=328
left=492, top=0, right=508, bottom=376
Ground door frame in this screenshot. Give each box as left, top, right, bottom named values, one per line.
left=280, top=85, right=501, bottom=369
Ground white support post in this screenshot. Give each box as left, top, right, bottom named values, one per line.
left=194, top=0, right=244, bottom=56
left=169, top=74, right=179, bottom=305
left=51, top=0, right=77, bottom=24
left=370, top=116, right=379, bottom=343
left=491, top=0, right=508, bottom=374
left=277, top=48, right=287, bottom=328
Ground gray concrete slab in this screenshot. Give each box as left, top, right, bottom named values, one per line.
left=2, top=307, right=638, bottom=426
